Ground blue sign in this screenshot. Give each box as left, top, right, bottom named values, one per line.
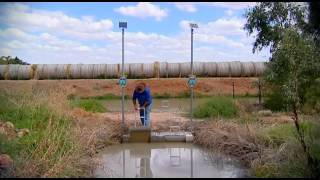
left=119, top=77, right=127, bottom=87
left=188, top=76, right=197, bottom=88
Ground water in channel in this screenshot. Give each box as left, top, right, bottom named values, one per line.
left=94, top=142, right=247, bottom=178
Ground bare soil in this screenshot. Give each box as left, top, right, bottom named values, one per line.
left=0, top=77, right=258, bottom=98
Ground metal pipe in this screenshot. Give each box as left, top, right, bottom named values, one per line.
left=191, top=28, right=194, bottom=75
left=190, top=27, right=194, bottom=123
left=121, top=27, right=125, bottom=129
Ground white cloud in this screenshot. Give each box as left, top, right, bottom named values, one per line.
left=114, top=2, right=168, bottom=21
left=0, top=3, right=113, bottom=36
left=173, top=2, right=256, bottom=12
left=226, top=9, right=234, bottom=16
left=180, top=17, right=246, bottom=36
left=203, top=2, right=256, bottom=10
left=174, top=2, right=197, bottom=12
left=0, top=3, right=269, bottom=64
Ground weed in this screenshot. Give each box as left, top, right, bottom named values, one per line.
left=70, top=99, right=107, bottom=113
left=193, top=96, right=238, bottom=119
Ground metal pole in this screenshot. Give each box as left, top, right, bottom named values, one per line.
left=121, top=28, right=125, bottom=129
left=190, top=27, right=194, bottom=123
left=191, top=28, right=194, bottom=75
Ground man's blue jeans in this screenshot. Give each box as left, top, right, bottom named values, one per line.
left=140, top=104, right=152, bottom=127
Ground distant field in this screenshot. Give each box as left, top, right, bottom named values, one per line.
left=0, top=77, right=259, bottom=98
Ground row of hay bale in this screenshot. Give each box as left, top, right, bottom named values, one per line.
left=159, top=61, right=266, bottom=77
left=0, top=61, right=266, bottom=80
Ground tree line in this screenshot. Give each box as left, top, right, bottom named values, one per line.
left=0, top=56, right=30, bottom=65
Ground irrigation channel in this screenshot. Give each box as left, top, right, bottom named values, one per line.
left=92, top=98, right=251, bottom=178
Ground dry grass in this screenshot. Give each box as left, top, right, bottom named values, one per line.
left=193, top=121, right=263, bottom=166
left=0, top=81, right=121, bottom=177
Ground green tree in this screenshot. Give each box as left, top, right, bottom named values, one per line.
left=244, top=2, right=307, bottom=53
left=245, top=2, right=320, bottom=177
left=0, top=56, right=30, bottom=65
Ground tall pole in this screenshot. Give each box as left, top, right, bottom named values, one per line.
left=121, top=28, right=125, bottom=129
left=190, top=27, right=194, bottom=123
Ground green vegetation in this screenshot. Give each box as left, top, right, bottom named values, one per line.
left=70, top=99, right=107, bottom=113
left=153, top=92, right=172, bottom=99
left=0, top=93, right=85, bottom=177
left=193, top=96, right=238, bottom=119
left=245, top=2, right=320, bottom=177
left=0, top=56, right=30, bottom=65
left=254, top=120, right=320, bottom=178
left=264, top=90, right=288, bottom=112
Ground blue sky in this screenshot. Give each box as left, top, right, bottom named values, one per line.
left=0, top=2, right=270, bottom=64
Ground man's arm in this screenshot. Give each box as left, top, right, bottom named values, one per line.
left=133, top=91, right=138, bottom=110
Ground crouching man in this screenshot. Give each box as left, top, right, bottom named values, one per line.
left=132, top=82, right=152, bottom=127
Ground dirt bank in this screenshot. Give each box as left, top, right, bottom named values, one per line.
left=0, top=77, right=258, bottom=98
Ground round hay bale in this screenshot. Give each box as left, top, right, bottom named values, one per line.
left=180, top=62, right=191, bottom=77
left=7, top=64, right=19, bottom=80
left=54, top=64, right=68, bottom=79
left=93, top=64, right=107, bottom=79
left=106, top=64, right=119, bottom=78
left=47, top=64, right=59, bottom=79
left=80, top=64, right=95, bottom=79
left=143, top=63, right=154, bottom=78
left=203, top=62, right=217, bottom=77
left=230, top=61, right=242, bottom=77
left=167, top=63, right=180, bottom=77
left=241, top=62, right=255, bottom=77
left=17, top=65, right=31, bottom=80
left=69, top=64, right=82, bottom=79
left=0, top=65, right=8, bottom=80
left=193, top=62, right=205, bottom=76
left=153, top=61, right=160, bottom=78
left=36, top=64, right=62, bottom=79
left=217, top=62, right=230, bottom=77
left=129, top=63, right=143, bottom=78
left=159, top=62, right=168, bottom=78
left=254, top=62, right=266, bottom=76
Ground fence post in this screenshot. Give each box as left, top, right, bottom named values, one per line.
left=232, top=81, right=235, bottom=99
left=258, top=78, right=261, bottom=105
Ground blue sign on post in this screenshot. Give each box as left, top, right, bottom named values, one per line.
left=119, top=77, right=127, bottom=88
left=188, top=75, right=197, bottom=88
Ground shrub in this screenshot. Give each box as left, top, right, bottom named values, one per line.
left=264, top=91, right=288, bottom=112
left=193, top=97, right=238, bottom=119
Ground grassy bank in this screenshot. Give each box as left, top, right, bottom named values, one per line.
left=0, top=88, right=92, bottom=177
left=192, top=97, right=320, bottom=178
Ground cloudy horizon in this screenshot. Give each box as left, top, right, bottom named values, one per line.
left=0, top=2, right=270, bottom=64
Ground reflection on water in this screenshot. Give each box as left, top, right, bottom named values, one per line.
left=94, top=143, right=246, bottom=178
left=100, top=98, right=208, bottom=112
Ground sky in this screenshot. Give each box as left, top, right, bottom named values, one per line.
left=0, top=2, right=270, bottom=64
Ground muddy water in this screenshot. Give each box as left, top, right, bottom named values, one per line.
left=94, top=143, right=247, bottom=178
left=99, top=97, right=256, bottom=113
left=100, top=98, right=208, bottom=112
